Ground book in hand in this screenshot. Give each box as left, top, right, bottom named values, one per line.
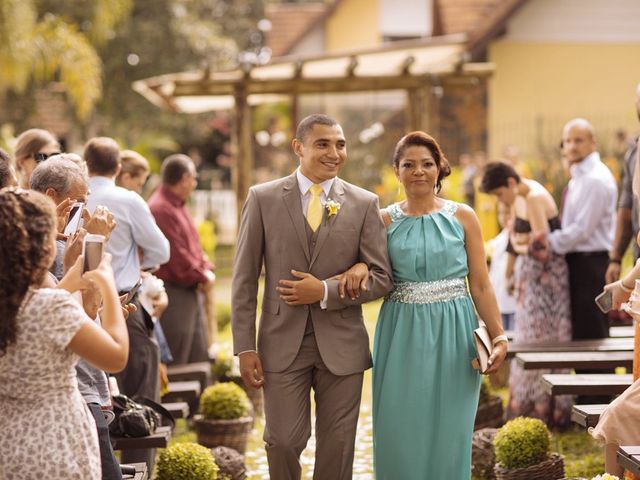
left=471, top=325, right=493, bottom=374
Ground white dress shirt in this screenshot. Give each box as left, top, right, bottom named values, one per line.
left=87, top=176, right=170, bottom=291
left=548, top=152, right=617, bottom=255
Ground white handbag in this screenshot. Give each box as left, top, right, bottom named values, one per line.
left=472, top=325, right=493, bottom=374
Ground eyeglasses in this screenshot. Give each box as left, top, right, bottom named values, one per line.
left=33, top=152, right=62, bottom=163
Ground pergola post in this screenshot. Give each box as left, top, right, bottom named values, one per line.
left=232, top=81, right=253, bottom=215
left=406, top=85, right=432, bottom=133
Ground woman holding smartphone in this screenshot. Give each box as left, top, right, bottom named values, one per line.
left=594, top=142, right=640, bottom=476
left=0, top=187, right=129, bottom=479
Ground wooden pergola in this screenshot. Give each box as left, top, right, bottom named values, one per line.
left=133, top=33, right=493, bottom=209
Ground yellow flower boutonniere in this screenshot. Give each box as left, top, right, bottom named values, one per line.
left=325, top=199, right=341, bottom=218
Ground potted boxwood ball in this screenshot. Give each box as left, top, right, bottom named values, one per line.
left=156, top=442, right=220, bottom=480
left=493, top=417, right=565, bottom=479
left=194, top=382, right=253, bottom=453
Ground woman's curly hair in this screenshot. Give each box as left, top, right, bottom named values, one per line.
left=0, top=188, right=57, bottom=356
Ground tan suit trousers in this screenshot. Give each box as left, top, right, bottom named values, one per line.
left=263, top=333, right=363, bottom=480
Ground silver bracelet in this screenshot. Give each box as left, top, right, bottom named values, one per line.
left=491, top=334, right=509, bottom=347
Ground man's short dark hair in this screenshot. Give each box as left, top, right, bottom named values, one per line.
left=0, top=148, right=11, bottom=188
left=161, top=154, right=193, bottom=186
left=295, top=114, right=339, bottom=142
left=480, top=161, right=521, bottom=193
left=84, top=137, right=120, bottom=176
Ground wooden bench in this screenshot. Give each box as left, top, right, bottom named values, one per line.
left=516, top=351, right=634, bottom=370
left=541, top=373, right=633, bottom=396
left=167, top=362, right=211, bottom=391
left=161, top=380, right=201, bottom=404
left=571, top=404, right=607, bottom=428
left=611, top=325, right=635, bottom=337
left=121, top=462, right=148, bottom=480
left=618, top=446, right=640, bottom=477
left=161, top=401, right=190, bottom=419
left=507, top=337, right=633, bottom=359
left=111, top=425, right=172, bottom=451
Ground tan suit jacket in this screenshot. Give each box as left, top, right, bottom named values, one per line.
left=232, top=172, right=393, bottom=375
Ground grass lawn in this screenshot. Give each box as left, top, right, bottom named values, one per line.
left=170, top=276, right=606, bottom=479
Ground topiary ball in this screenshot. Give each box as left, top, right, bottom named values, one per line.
left=157, top=442, right=219, bottom=480
left=493, top=417, right=550, bottom=469
left=200, top=382, right=250, bottom=420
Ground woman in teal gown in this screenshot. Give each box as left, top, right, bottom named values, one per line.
left=372, top=132, right=508, bottom=479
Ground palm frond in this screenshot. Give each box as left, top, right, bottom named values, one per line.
left=0, top=0, right=37, bottom=92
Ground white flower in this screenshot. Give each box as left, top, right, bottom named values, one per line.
left=325, top=199, right=341, bottom=218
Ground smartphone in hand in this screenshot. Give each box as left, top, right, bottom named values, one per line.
left=595, top=289, right=613, bottom=314
left=82, top=234, right=105, bottom=273
left=121, top=278, right=142, bottom=305
left=63, top=202, right=84, bottom=237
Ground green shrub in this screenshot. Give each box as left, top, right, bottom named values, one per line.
left=211, top=350, right=234, bottom=380
left=157, top=442, right=219, bottom=480
left=200, top=382, right=249, bottom=420
left=216, top=303, right=231, bottom=332
left=494, top=417, right=550, bottom=469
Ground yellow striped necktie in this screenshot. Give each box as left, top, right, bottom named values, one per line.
left=307, top=184, right=323, bottom=232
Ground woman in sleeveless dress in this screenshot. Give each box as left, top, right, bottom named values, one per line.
left=0, top=188, right=129, bottom=479
left=480, top=161, right=573, bottom=426
left=370, top=132, right=508, bottom=479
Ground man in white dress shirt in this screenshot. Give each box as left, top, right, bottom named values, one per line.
left=85, top=137, right=170, bottom=470
left=548, top=118, right=617, bottom=340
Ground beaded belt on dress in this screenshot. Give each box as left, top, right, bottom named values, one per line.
left=385, top=278, right=468, bottom=304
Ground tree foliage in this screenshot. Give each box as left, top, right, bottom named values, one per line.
left=0, top=0, right=133, bottom=119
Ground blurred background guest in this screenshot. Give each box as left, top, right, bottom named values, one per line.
left=13, top=128, right=60, bottom=188
left=0, top=148, right=18, bottom=188
left=481, top=161, right=572, bottom=426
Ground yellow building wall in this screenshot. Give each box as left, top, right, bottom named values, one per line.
left=488, top=42, right=640, bottom=158
left=326, top=0, right=381, bottom=52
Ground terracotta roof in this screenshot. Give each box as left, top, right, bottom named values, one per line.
left=265, top=0, right=528, bottom=59
left=265, top=2, right=330, bottom=58
left=436, top=0, right=528, bottom=56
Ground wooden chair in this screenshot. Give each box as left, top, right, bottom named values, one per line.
left=617, top=446, right=640, bottom=477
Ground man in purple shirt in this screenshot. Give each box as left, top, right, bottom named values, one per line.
left=149, top=154, right=214, bottom=364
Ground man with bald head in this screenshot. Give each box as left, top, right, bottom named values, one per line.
left=548, top=119, right=617, bottom=340
left=148, top=154, right=214, bottom=364
left=606, top=82, right=640, bottom=283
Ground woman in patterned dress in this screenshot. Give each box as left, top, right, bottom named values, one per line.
left=0, top=188, right=129, bottom=480
left=481, top=161, right=573, bottom=426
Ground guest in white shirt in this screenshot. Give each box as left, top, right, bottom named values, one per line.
left=548, top=118, right=617, bottom=340
left=84, top=137, right=170, bottom=471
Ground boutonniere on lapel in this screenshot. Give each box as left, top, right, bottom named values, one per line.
left=325, top=199, right=341, bottom=220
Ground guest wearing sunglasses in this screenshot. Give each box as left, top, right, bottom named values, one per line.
left=13, top=128, right=60, bottom=188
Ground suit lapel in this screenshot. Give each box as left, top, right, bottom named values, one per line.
left=310, top=178, right=346, bottom=268
left=282, top=172, right=311, bottom=263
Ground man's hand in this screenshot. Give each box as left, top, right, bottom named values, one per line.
left=56, top=197, right=73, bottom=234
left=83, top=205, right=116, bottom=239
left=151, top=291, right=168, bottom=318
left=239, top=352, right=264, bottom=389
left=605, top=262, right=621, bottom=284
left=330, top=262, right=369, bottom=300
left=277, top=270, right=324, bottom=305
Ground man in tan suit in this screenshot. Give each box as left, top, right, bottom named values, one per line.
left=232, top=114, right=393, bottom=480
